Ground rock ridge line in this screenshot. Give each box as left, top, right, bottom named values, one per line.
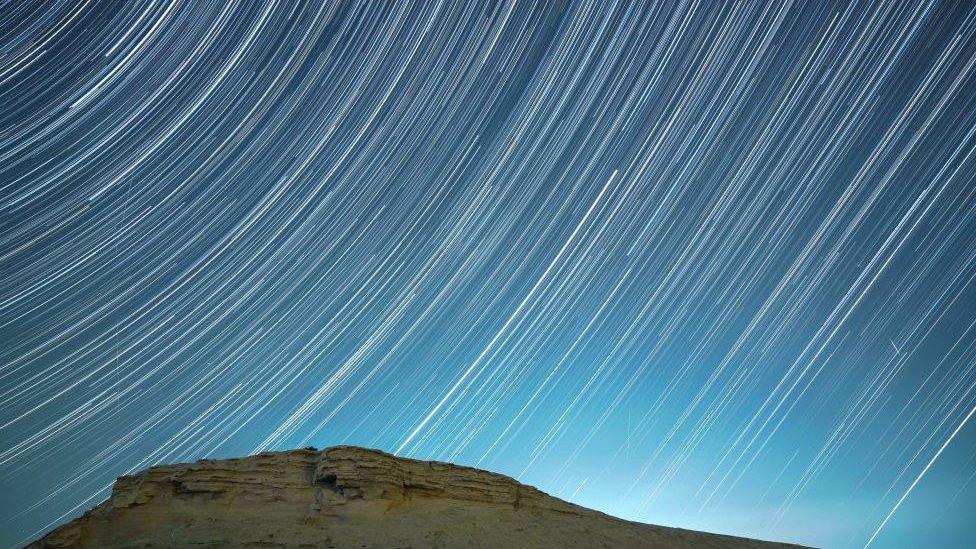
left=30, top=445, right=808, bottom=548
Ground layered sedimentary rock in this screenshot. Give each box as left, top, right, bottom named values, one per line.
left=30, top=446, right=803, bottom=548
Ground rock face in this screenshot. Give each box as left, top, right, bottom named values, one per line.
left=30, top=446, right=804, bottom=548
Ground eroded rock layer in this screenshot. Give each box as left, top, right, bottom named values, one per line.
left=30, top=446, right=804, bottom=548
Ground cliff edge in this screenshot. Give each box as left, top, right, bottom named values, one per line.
left=29, top=446, right=805, bottom=548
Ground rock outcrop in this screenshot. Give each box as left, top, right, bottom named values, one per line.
left=30, top=446, right=804, bottom=548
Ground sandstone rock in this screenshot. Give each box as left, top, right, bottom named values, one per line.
left=29, top=446, right=805, bottom=548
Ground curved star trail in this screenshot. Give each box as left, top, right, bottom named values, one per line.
left=3, top=1, right=976, bottom=547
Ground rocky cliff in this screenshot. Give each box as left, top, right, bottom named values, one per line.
left=29, top=446, right=804, bottom=548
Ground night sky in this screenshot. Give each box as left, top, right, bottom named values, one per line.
left=3, top=1, right=976, bottom=547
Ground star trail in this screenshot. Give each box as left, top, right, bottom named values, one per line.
left=3, top=1, right=976, bottom=547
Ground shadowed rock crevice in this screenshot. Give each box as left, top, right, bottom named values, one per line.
left=29, top=446, right=807, bottom=548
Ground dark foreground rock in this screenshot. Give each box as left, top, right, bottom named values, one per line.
left=30, top=446, right=806, bottom=548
